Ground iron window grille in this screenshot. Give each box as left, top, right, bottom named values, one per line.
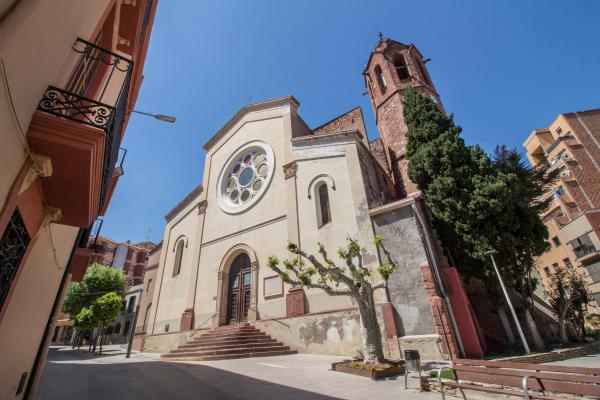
left=0, top=209, right=31, bottom=312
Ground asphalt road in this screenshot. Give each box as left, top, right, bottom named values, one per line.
left=36, top=348, right=338, bottom=399
left=35, top=346, right=438, bottom=400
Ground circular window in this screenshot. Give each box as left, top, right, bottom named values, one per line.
left=217, top=141, right=275, bottom=214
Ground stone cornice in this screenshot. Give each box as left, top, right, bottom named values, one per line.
left=203, top=95, right=300, bottom=151
left=291, top=129, right=363, bottom=147
left=164, top=184, right=204, bottom=222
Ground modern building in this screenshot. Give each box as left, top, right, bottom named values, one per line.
left=103, top=284, right=144, bottom=344
left=0, top=1, right=157, bottom=398
left=523, top=109, right=600, bottom=313
left=143, top=37, right=486, bottom=361
left=90, top=235, right=156, bottom=288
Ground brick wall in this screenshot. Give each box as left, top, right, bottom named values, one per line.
left=313, top=108, right=365, bottom=137
left=420, top=263, right=460, bottom=359
left=364, top=39, right=442, bottom=198
left=564, top=110, right=600, bottom=208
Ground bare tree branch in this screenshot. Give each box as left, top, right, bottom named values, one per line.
left=269, top=262, right=351, bottom=296
left=294, top=247, right=356, bottom=289
left=372, top=281, right=387, bottom=290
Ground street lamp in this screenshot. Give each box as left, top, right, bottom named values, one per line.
left=132, top=109, right=176, bottom=123
left=484, top=250, right=531, bottom=354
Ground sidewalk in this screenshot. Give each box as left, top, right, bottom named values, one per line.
left=37, top=346, right=440, bottom=400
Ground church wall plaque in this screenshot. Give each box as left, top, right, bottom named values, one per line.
left=263, top=275, right=283, bottom=298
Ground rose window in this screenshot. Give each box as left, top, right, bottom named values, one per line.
left=217, top=141, right=275, bottom=214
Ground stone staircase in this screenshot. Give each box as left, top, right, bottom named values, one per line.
left=161, top=323, right=296, bottom=361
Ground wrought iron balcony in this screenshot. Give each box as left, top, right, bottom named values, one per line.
left=37, top=38, right=133, bottom=212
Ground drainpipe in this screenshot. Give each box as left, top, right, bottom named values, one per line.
left=411, top=203, right=466, bottom=358
left=24, top=227, right=85, bottom=399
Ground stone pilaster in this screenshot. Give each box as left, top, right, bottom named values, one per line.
left=420, top=262, right=459, bottom=360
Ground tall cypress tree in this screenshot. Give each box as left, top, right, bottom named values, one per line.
left=404, top=89, right=557, bottom=299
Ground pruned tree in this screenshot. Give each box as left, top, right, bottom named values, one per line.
left=63, top=264, right=125, bottom=352
left=267, top=236, right=398, bottom=364
left=74, top=308, right=97, bottom=350
left=90, top=292, right=122, bottom=354
left=545, top=269, right=590, bottom=344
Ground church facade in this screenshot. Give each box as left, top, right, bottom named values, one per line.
left=143, top=38, right=485, bottom=360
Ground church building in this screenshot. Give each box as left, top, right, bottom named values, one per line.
left=143, top=37, right=485, bottom=360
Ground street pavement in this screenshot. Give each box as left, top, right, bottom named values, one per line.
left=545, top=352, right=600, bottom=368
left=36, top=346, right=441, bottom=400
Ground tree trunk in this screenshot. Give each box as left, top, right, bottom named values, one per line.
left=558, top=299, right=572, bottom=345
left=497, top=306, right=516, bottom=345
left=558, top=316, right=569, bottom=345
left=98, top=321, right=104, bottom=355
left=355, top=288, right=385, bottom=364
left=524, top=308, right=544, bottom=351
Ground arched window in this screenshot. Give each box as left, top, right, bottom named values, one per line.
left=316, top=183, right=331, bottom=227
left=172, top=239, right=184, bottom=276
left=393, top=54, right=410, bottom=81
left=142, top=303, right=152, bottom=331
left=417, top=60, right=431, bottom=85
left=374, top=65, right=386, bottom=93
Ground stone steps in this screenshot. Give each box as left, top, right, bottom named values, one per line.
left=191, top=331, right=269, bottom=342
left=176, top=340, right=279, bottom=351
left=161, top=324, right=296, bottom=361
left=163, top=349, right=297, bottom=361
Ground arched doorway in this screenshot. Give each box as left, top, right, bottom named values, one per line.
left=226, top=253, right=252, bottom=324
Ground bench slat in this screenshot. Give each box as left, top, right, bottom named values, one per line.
left=443, top=382, right=563, bottom=400
left=453, top=370, right=600, bottom=397
left=454, top=358, right=600, bottom=376
left=452, top=364, right=600, bottom=385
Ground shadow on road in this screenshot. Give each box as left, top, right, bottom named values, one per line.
left=37, top=348, right=342, bottom=400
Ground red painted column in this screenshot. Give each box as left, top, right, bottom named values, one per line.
left=440, top=267, right=486, bottom=359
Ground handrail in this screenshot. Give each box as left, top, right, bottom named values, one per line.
left=437, top=366, right=456, bottom=400
left=248, top=307, right=290, bottom=328
left=522, top=375, right=545, bottom=400
left=189, top=312, right=216, bottom=337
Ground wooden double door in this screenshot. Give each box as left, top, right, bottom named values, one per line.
left=226, top=253, right=252, bottom=324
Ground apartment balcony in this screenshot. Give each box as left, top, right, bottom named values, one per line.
left=69, top=226, right=96, bottom=281
left=27, top=38, right=133, bottom=227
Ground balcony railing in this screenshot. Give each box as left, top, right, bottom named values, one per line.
left=574, top=243, right=597, bottom=259
left=139, top=0, right=154, bottom=44
left=37, top=38, right=133, bottom=212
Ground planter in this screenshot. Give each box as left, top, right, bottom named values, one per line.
left=332, top=360, right=405, bottom=380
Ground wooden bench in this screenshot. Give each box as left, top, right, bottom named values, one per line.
left=437, top=358, right=600, bottom=400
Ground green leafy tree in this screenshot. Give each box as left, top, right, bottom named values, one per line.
left=90, top=292, right=122, bottom=354
left=63, top=264, right=125, bottom=317
left=569, top=271, right=592, bottom=336
left=545, top=269, right=590, bottom=344
left=63, top=281, right=89, bottom=318
left=587, top=314, right=600, bottom=331
left=267, top=236, right=398, bottom=364
left=403, top=89, right=557, bottom=314
left=81, top=263, right=126, bottom=297
left=62, top=264, right=125, bottom=352
left=74, top=307, right=97, bottom=350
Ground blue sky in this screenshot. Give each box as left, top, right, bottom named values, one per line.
left=102, top=0, right=600, bottom=244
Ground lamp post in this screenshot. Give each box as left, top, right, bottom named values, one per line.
left=126, top=288, right=143, bottom=359
left=484, top=250, right=531, bottom=354
left=132, top=109, right=176, bottom=123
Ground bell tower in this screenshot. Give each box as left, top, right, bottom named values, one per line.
left=364, top=36, right=443, bottom=197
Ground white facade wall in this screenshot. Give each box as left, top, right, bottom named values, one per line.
left=149, top=98, right=384, bottom=340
